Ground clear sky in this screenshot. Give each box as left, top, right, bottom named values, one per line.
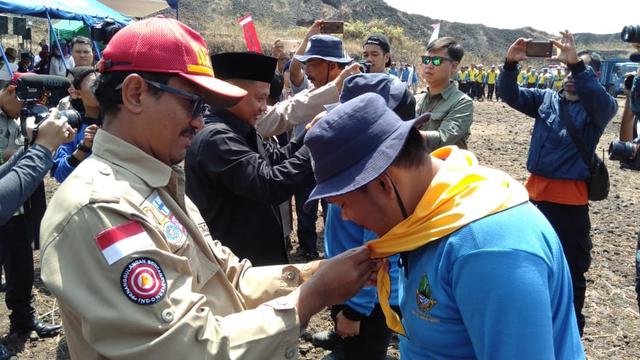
left=384, top=0, right=638, bottom=35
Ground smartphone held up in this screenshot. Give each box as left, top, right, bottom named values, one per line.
left=526, top=41, right=553, bottom=58
left=320, top=21, right=344, bottom=34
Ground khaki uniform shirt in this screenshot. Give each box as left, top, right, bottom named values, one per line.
left=255, top=82, right=339, bottom=138
left=415, top=81, right=474, bottom=151
left=40, top=130, right=310, bottom=359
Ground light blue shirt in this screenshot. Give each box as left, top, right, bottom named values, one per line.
left=399, top=203, right=584, bottom=359
left=324, top=204, right=400, bottom=316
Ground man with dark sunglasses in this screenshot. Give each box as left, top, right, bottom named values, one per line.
left=39, top=17, right=379, bottom=359
left=415, top=37, right=473, bottom=151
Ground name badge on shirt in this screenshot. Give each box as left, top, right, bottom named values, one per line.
left=141, top=192, right=187, bottom=247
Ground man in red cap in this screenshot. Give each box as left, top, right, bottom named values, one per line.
left=40, top=16, right=379, bottom=359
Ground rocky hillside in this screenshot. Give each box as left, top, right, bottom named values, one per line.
left=171, top=0, right=631, bottom=62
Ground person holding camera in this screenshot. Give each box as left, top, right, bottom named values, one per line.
left=363, top=34, right=392, bottom=75
left=499, top=30, right=618, bottom=336
left=39, top=17, right=380, bottom=359
left=616, top=36, right=640, bottom=311
left=50, top=66, right=100, bottom=182
left=0, top=74, right=73, bottom=351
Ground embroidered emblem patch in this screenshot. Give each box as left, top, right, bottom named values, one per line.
left=141, top=193, right=187, bottom=245
left=121, top=258, right=167, bottom=305
left=413, top=273, right=438, bottom=321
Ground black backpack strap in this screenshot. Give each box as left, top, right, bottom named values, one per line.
left=559, top=101, right=593, bottom=168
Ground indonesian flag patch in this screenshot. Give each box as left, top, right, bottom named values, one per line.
left=120, top=257, right=167, bottom=305
left=96, top=221, right=155, bottom=265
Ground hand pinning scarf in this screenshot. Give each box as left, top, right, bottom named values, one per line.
left=367, top=146, right=529, bottom=335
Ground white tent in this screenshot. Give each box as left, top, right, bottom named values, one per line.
left=98, top=0, right=169, bottom=18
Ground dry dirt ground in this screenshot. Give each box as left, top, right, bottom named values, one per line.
left=1, top=98, right=639, bottom=359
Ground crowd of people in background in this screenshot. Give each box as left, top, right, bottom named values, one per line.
left=454, top=62, right=569, bottom=102
left=0, top=36, right=96, bottom=82
left=0, top=15, right=639, bottom=360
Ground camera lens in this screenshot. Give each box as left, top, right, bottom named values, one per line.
left=621, top=25, right=640, bottom=43
left=608, top=140, right=635, bottom=160
left=59, top=110, right=82, bottom=130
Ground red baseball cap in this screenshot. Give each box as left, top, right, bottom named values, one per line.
left=98, top=16, right=246, bottom=108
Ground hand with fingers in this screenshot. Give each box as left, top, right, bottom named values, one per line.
left=333, top=63, right=362, bottom=93
left=296, top=246, right=383, bottom=325
left=506, top=37, right=529, bottom=63
left=34, top=108, right=76, bottom=152
left=550, top=30, right=579, bottom=65
left=336, top=310, right=360, bottom=338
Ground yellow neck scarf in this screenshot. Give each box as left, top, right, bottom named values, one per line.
left=367, top=146, right=529, bottom=335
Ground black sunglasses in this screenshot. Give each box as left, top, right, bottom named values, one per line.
left=116, top=79, right=206, bottom=118
left=421, top=55, right=453, bottom=66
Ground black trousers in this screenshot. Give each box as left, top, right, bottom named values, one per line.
left=0, top=214, right=35, bottom=331
left=330, top=304, right=397, bottom=360
left=531, top=200, right=591, bottom=336
left=487, top=84, right=496, bottom=100
left=473, top=82, right=484, bottom=99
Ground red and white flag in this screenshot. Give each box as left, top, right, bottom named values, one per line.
left=238, top=14, right=263, bottom=53
left=96, top=221, right=155, bottom=265
left=428, top=23, right=441, bottom=45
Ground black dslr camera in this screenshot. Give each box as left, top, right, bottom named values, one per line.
left=621, top=25, right=640, bottom=43
left=609, top=140, right=640, bottom=170
left=15, top=74, right=81, bottom=130
left=91, top=19, right=123, bottom=44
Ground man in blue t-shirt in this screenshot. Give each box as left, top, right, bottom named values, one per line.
left=303, top=93, right=584, bottom=359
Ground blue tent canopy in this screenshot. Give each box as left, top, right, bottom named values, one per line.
left=0, top=0, right=130, bottom=26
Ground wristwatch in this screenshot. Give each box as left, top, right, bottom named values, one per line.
left=76, top=142, right=91, bottom=153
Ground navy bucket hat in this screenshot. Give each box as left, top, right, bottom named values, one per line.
left=304, top=93, right=428, bottom=205
left=324, top=73, right=410, bottom=115
left=294, top=34, right=352, bottom=64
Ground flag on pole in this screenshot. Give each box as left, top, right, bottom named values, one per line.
left=428, top=23, right=440, bottom=45
left=238, top=14, right=262, bottom=53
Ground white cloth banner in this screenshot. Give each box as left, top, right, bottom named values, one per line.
left=428, top=23, right=440, bottom=45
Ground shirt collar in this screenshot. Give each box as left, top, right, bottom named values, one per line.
left=206, top=109, right=253, bottom=137
left=91, top=129, right=173, bottom=189
left=429, top=81, right=457, bottom=100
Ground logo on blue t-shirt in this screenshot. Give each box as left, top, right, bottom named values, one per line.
left=415, top=273, right=438, bottom=316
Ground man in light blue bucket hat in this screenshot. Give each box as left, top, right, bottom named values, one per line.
left=287, top=21, right=355, bottom=260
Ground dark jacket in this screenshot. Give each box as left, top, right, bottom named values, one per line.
left=185, top=109, right=313, bottom=266
left=0, top=144, right=51, bottom=226
left=499, top=61, right=617, bottom=180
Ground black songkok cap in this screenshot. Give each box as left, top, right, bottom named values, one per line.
left=211, top=52, right=277, bottom=84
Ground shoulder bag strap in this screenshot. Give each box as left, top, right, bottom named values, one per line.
left=559, top=101, right=593, bottom=168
